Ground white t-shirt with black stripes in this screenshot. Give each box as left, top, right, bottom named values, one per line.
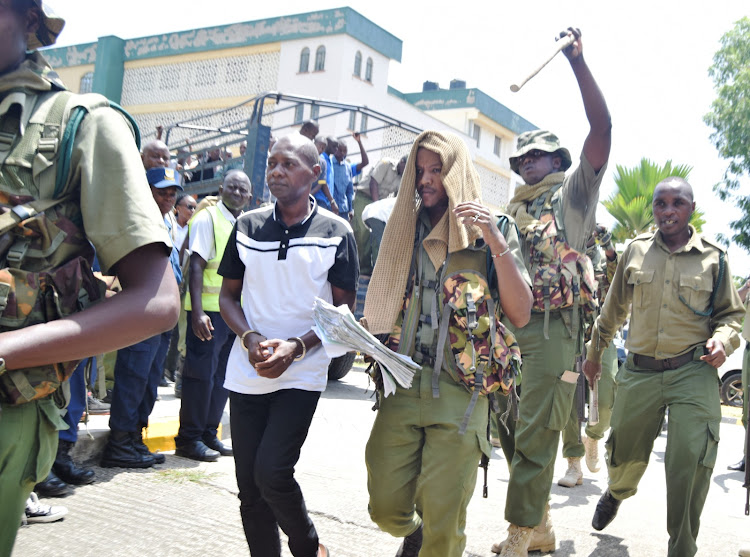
left=218, top=197, right=359, bottom=394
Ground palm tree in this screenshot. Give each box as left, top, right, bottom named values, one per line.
left=603, top=158, right=705, bottom=243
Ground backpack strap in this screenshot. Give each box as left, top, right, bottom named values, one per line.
left=431, top=252, right=452, bottom=399
left=0, top=92, right=80, bottom=237
left=54, top=96, right=141, bottom=198
left=530, top=183, right=562, bottom=220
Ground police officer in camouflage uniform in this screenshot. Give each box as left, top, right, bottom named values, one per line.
left=0, top=2, right=179, bottom=554
left=491, top=28, right=611, bottom=556
left=364, top=130, right=532, bottom=557
left=584, top=177, right=744, bottom=557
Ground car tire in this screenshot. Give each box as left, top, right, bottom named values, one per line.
left=327, top=352, right=356, bottom=381
left=720, top=371, right=743, bottom=407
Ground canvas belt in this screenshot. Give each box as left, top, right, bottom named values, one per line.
left=632, top=349, right=697, bottom=371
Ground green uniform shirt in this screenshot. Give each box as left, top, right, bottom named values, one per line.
left=589, top=226, right=744, bottom=363
left=0, top=52, right=170, bottom=273
left=742, top=296, right=750, bottom=343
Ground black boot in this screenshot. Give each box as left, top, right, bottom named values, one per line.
left=131, top=428, right=166, bottom=464
left=35, top=470, right=73, bottom=498
left=53, top=439, right=96, bottom=485
left=728, top=457, right=746, bottom=472
left=100, top=430, right=155, bottom=468
left=395, top=523, right=423, bottom=557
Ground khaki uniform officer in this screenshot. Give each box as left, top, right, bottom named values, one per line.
left=584, top=178, right=744, bottom=557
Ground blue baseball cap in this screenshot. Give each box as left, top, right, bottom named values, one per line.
left=146, top=167, right=183, bottom=190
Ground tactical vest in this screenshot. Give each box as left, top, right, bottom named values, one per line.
left=385, top=218, right=522, bottom=435
left=185, top=204, right=233, bottom=313
left=524, top=184, right=598, bottom=341
left=0, top=90, right=140, bottom=405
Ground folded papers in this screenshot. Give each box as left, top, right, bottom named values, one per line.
left=311, top=297, right=419, bottom=397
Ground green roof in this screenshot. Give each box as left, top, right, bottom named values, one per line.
left=44, top=7, right=402, bottom=67
left=400, top=88, right=537, bottom=135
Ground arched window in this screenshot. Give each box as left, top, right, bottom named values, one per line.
left=79, top=71, right=94, bottom=94
left=365, top=57, right=373, bottom=82
left=314, top=46, right=326, bottom=71
left=353, top=51, right=362, bottom=77
left=299, top=48, right=310, bottom=73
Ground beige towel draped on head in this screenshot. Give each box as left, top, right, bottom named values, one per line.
left=363, top=130, right=484, bottom=334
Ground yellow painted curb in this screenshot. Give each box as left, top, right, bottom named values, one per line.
left=142, top=417, right=222, bottom=452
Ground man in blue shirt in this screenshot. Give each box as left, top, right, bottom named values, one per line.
left=100, top=167, right=184, bottom=469
left=311, top=136, right=336, bottom=212
left=331, top=132, right=369, bottom=220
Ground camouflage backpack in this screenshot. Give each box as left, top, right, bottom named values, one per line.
left=0, top=90, right=140, bottom=406
left=525, top=185, right=598, bottom=340
left=385, top=217, right=522, bottom=435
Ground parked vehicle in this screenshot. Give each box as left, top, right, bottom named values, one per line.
left=718, top=342, right=745, bottom=407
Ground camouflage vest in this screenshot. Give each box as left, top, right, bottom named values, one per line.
left=386, top=217, right=522, bottom=435
left=525, top=185, right=598, bottom=341
left=0, top=90, right=139, bottom=406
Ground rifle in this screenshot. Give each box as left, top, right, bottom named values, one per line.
left=575, top=355, right=587, bottom=443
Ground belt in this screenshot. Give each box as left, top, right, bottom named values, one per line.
left=632, top=349, right=697, bottom=371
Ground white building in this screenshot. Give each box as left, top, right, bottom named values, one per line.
left=45, top=7, right=536, bottom=208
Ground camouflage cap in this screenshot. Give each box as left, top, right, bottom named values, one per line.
left=509, top=130, right=572, bottom=175
left=27, top=1, right=65, bottom=50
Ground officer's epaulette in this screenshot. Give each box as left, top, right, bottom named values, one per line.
left=700, top=235, right=727, bottom=253
left=631, top=231, right=654, bottom=242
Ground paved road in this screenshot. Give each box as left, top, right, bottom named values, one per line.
left=13, top=368, right=749, bottom=556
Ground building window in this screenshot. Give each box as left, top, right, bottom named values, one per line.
left=294, top=104, right=304, bottom=125
left=494, top=135, right=502, bottom=157
left=348, top=110, right=357, bottom=131
left=79, top=71, right=94, bottom=94
left=365, top=57, right=373, bottom=82
left=360, top=113, right=368, bottom=134
left=354, top=51, right=362, bottom=77
left=299, top=48, right=310, bottom=73
left=472, top=123, right=481, bottom=147
left=314, top=46, right=326, bottom=71
left=311, top=104, right=320, bottom=120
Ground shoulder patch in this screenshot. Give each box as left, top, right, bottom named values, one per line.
left=632, top=232, right=655, bottom=242
left=700, top=235, right=727, bottom=253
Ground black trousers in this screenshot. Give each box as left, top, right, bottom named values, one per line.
left=230, top=389, right=321, bottom=557
left=176, top=311, right=233, bottom=444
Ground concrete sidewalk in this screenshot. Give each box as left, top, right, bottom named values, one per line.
left=71, top=383, right=230, bottom=465
left=15, top=367, right=750, bottom=557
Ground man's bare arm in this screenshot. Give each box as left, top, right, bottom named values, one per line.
left=562, top=28, right=611, bottom=172
left=0, top=243, right=179, bottom=370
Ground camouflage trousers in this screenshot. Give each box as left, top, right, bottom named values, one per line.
left=562, top=341, right=619, bottom=457
left=606, top=352, right=720, bottom=557
left=504, top=312, right=577, bottom=527
left=365, top=365, right=489, bottom=557
left=0, top=398, right=67, bottom=557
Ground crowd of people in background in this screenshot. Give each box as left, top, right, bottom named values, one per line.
left=4, top=5, right=749, bottom=557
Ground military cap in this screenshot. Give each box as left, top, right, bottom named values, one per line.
left=27, top=1, right=65, bottom=50
left=509, top=130, right=572, bottom=175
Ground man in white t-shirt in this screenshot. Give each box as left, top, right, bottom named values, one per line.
left=218, top=134, right=358, bottom=557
